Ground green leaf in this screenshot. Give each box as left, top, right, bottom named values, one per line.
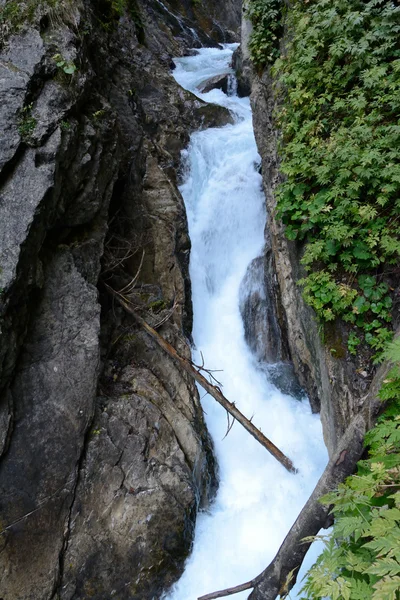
left=353, top=243, right=372, bottom=260
left=63, top=65, right=76, bottom=75
left=367, top=557, right=400, bottom=577
left=372, top=575, right=400, bottom=600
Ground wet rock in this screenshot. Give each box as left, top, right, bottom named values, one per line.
left=198, top=73, right=230, bottom=94
left=232, top=17, right=253, bottom=97
left=232, top=44, right=252, bottom=97
left=240, top=255, right=284, bottom=364
left=258, top=362, right=304, bottom=400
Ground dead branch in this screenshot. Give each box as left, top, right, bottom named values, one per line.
left=222, top=411, right=235, bottom=440
left=198, top=580, right=254, bottom=600
left=105, top=284, right=297, bottom=474
left=152, top=296, right=179, bottom=329
left=117, top=250, right=145, bottom=295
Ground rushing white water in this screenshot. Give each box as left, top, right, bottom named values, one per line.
left=165, top=46, right=328, bottom=600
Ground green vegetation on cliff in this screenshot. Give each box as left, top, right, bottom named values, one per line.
left=301, top=339, right=400, bottom=600
left=247, top=0, right=400, bottom=357
left=246, top=1, right=400, bottom=598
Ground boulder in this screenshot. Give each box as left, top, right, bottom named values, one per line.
left=198, top=73, right=230, bottom=94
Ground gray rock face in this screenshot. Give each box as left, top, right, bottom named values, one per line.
left=158, top=0, right=241, bottom=44
left=198, top=73, right=230, bottom=94
left=0, top=250, right=100, bottom=599
left=0, top=129, right=60, bottom=294
left=0, top=0, right=240, bottom=597
left=251, top=70, right=374, bottom=455
left=60, top=364, right=208, bottom=600
left=232, top=16, right=253, bottom=97
left=0, top=30, right=45, bottom=170
left=239, top=254, right=284, bottom=364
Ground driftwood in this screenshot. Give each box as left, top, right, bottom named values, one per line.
left=106, top=285, right=297, bottom=474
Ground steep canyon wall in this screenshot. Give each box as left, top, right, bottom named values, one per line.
left=0, top=1, right=240, bottom=598
left=246, top=23, right=390, bottom=456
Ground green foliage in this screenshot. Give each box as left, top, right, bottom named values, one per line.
left=0, top=0, right=59, bottom=41
left=92, top=109, right=105, bottom=120
left=301, top=413, right=400, bottom=599
left=301, top=341, right=400, bottom=600
left=0, top=1, right=21, bottom=27
left=348, top=332, right=361, bottom=356
left=18, top=103, right=37, bottom=141
left=52, top=52, right=76, bottom=75
left=248, top=0, right=400, bottom=355
left=148, top=299, right=167, bottom=313
left=245, top=0, right=283, bottom=69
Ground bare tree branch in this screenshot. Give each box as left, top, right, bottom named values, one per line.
left=198, top=580, right=255, bottom=600
left=105, top=284, right=297, bottom=474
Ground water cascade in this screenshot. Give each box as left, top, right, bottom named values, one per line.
left=166, top=46, right=328, bottom=600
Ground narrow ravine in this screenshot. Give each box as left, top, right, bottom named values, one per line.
left=165, top=46, right=328, bottom=600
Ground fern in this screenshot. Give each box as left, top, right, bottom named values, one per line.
left=300, top=340, right=400, bottom=599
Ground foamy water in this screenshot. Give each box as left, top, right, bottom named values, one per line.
left=164, top=45, right=328, bottom=600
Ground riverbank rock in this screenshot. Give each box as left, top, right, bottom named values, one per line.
left=232, top=16, right=253, bottom=97
left=198, top=73, right=230, bottom=94
left=239, top=255, right=285, bottom=364
left=0, top=0, right=240, bottom=597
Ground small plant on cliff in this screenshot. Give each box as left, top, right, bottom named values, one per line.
left=300, top=339, right=400, bottom=600
left=52, top=52, right=76, bottom=75
left=18, top=103, right=37, bottom=141
left=0, top=0, right=60, bottom=44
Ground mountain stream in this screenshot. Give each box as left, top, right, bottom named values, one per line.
left=165, top=45, right=328, bottom=600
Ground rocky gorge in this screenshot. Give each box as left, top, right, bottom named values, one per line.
left=0, top=1, right=240, bottom=598
left=0, top=0, right=396, bottom=599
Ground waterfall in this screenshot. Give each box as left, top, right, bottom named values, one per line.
left=165, top=45, right=328, bottom=600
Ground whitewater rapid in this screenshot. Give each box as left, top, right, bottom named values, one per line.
left=165, top=45, right=328, bottom=600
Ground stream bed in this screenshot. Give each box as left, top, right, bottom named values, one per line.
left=165, top=45, right=328, bottom=600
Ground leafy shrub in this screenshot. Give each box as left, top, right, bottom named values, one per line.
left=301, top=339, right=400, bottom=600
left=52, top=52, right=76, bottom=75
left=245, top=0, right=283, bottom=70
left=18, top=103, right=37, bottom=141
left=248, top=0, right=400, bottom=355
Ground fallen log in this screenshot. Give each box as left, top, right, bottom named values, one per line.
left=106, top=285, right=297, bottom=474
